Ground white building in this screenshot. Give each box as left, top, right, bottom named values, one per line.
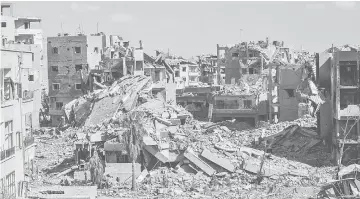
left=1, top=44, right=39, bottom=199
left=1, top=3, right=47, bottom=94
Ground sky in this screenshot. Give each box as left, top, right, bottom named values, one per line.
left=6, top=1, right=360, bottom=58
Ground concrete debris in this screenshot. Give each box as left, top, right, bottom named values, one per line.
left=31, top=71, right=339, bottom=198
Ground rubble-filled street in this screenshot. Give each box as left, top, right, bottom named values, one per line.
left=25, top=75, right=343, bottom=199
left=1, top=2, right=360, bottom=199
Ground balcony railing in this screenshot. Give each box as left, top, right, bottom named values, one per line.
left=24, top=136, right=35, bottom=148
left=0, top=147, right=15, bottom=161
left=22, top=90, right=34, bottom=100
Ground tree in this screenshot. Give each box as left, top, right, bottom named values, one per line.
left=122, top=111, right=147, bottom=191
left=89, top=149, right=104, bottom=188
left=337, top=115, right=360, bottom=168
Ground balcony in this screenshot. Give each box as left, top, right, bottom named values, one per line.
left=15, top=28, right=42, bottom=36
left=24, top=136, right=35, bottom=148
left=188, top=71, right=200, bottom=76
left=0, top=147, right=15, bottom=161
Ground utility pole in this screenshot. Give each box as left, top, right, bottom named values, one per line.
left=61, top=22, right=63, bottom=35
left=268, top=64, right=273, bottom=124
left=240, top=29, right=243, bottom=44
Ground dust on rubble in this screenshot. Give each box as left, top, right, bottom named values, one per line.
left=29, top=75, right=338, bottom=199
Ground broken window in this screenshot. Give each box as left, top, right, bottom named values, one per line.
left=135, top=61, right=143, bottom=71
left=182, top=67, right=187, bottom=72
left=51, top=66, right=58, bottom=72
left=74, top=47, right=81, bottom=54
left=339, top=63, right=357, bottom=86
left=94, top=47, right=99, bottom=53
left=75, top=64, right=82, bottom=72
left=340, top=90, right=358, bottom=109
left=243, top=100, right=252, bottom=109
left=52, top=83, right=60, bottom=90
left=28, top=75, right=34, bottom=81
left=155, top=70, right=161, bottom=81
left=75, top=83, right=81, bottom=90
left=232, top=53, right=239, bottom=57
left=182, top=77, right=186, bottom=82
left=55, top=102, right=63, bottom=110
left=242, top=68, right=248, bottom=74
left=284, top=89, right=295, bottom=98
left=1, top=22, right=6, bottom=27
left=53, top=47, right=58, bottom=54
left=224, top=100, right=239, bottom=109
left=111, top=51, right=114, bottom=59
left=5, top=120, right=14, bottom=149
left=249, top=68, right=254, bottom=74
left=215, top=100, right=225, bottom=109
left=175, top=71, right=180, bottom=77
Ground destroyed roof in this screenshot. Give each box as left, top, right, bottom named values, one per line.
left=144, top=61, right=165, bottom=69
left=324, top=44, right=360, bottom=53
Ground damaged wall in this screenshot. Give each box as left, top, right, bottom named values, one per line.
left=278, top=65, right=304, bottom=121
left=47, top=35, right=88, bottom=126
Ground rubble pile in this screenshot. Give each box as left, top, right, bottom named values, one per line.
left=318, top=164, right=360, bottom=198
left=215, top=75, right=264, bottom=96
left=30, top=72, right=339, bottom=198
left=64, top=75, right=153, bottom=127
left=324, top=44, right=360, bottom=53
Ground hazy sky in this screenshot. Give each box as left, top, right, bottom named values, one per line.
left=7, top=1, right=360, bottom=58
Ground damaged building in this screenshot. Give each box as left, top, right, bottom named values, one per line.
left=199, top=55, right=218, bottom=85
left=47, top=33, right=106, bottom=126
left=318, top=47, right=360, bottom=165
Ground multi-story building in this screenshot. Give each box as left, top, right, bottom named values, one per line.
left=199, top=55, right=218, bottom=85
left=188, top=62, right=200, bottom=86
left=47, top=34, right=105, bottom=126
left=1, top=44, right=39, bottom=199
left=1, top=3, right=47, bottom=93
left=318, top=50, right=360, bottom=165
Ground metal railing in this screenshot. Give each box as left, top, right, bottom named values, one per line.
left=0, top=147, right=15, bottom=161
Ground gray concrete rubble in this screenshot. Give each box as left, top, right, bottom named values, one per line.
left=26, top=73, right=345, bottom=198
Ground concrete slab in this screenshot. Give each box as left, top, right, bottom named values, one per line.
left=183, top=148, right=215, bottom=176
left=200, top=149, right=235, bottom=172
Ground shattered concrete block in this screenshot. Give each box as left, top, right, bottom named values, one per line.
left=136, top=168, right=149, bottom=183
left=201, top=149, right=235, bottom=172
left=183, top=148, right=215, bottom=176
left=168, top=118, right=181, bottom=125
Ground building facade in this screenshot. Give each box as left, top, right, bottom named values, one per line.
left=1, top=3, right=47, bottom=94
left=1, top=44, right=38, bottom=199
left=47, top=34, right=106, bottom=126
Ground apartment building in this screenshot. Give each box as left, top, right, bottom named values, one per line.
left=318, top=50, right=360, bottom=165
left=1, top=3, right=48, bottom=93
left=1, top=44, right=39, bottom=198
left=47, top=34, right=105, bottom=126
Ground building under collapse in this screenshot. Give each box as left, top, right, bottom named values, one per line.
left=47, top=34, right=106, bottom=126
